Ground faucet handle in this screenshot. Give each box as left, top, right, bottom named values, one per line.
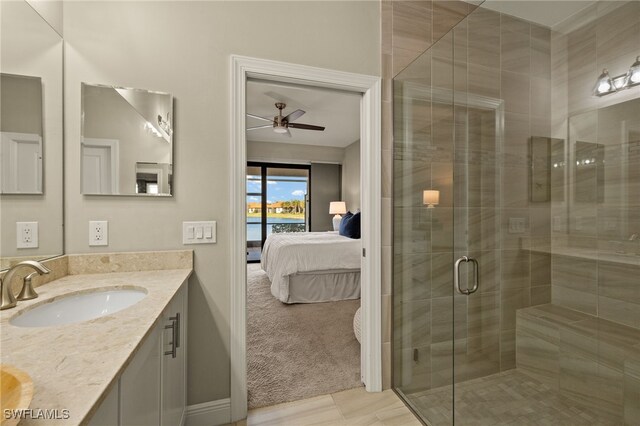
left=17, top=272, right=39, bottom=301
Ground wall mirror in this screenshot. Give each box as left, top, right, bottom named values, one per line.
left=0, top=0, right=64, bottom=270
left=569, top=97, right=640, bottom=238
left=81, top=83, right=174, bottom=196
left=529, top=136, right=565, bottom=203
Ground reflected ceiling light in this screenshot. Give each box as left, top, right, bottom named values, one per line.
left=157, top=113, right=173, bottom=136
left=594, top=55, right=640, bottom=97
left=144, top=121, right=163, bottom=138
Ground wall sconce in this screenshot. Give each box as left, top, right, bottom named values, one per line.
left=423, top=190, right=439, bottom=209
left=329, top=201, right=347, bottom=231
left=593, top=55, right=640, bottom=97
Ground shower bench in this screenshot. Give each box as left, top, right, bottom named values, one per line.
left=516, top=303, right=640, bottom=424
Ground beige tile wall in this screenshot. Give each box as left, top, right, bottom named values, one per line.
left=381, top=0, right=476, bottom=392
left=388, top=2, right=555, bottom=395
left=550, top=1, right=640, bottom=328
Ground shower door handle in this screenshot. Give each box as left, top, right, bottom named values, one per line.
left=454, top=256, right=479, bottom=295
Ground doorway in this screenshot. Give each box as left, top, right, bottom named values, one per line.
left=230, top=55, right=382, bottom=421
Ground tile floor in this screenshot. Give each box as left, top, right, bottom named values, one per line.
left=407, top=369, right=621, bottom=426
left=228, top=386, right=421, bottom=426
left=228, top=369, right=624, bottom=425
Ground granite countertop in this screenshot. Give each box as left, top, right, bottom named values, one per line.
left=0, top=268, right=191, bottom=425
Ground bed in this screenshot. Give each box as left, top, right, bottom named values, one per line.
left=261, top=232, right=361, bottom=304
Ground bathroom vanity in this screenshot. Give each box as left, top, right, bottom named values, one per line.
left=0, top=252, right=192, bottom=426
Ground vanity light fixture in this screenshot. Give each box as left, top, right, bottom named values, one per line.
left=423, top=190, right=440, bottom=209
left=624, top=56, right=640, bottom=87
left=144, top=121, right=163, bottom=138
left=158, top=112, right=173, bottom=136
left=594, top=55, right=640, bottom=97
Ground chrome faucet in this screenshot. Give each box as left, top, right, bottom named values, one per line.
left=629, top=233, right=639, bottom=241
left=0, top=260, right=50, bottom=310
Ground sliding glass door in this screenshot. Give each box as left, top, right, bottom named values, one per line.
left=246, top=162, right=310, bottom=262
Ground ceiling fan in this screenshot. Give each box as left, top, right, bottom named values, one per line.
left=246, top=102, right=325, bottom=137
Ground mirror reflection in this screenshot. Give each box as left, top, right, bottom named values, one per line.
left=81, top=83, right=173, bottom=196
left=0, top=0, right=64, bottom=270
left=569, top=97, right=640, bottom=242
left=1, top=74, right=43, bottom=194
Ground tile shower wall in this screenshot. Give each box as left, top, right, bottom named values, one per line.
left=381, top=0, right=476, bottom=390
left=392, top=4, right=554, bottom=394
left=550, top=1, right=640, bottom=328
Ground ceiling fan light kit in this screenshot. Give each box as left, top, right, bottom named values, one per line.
left=246, top=102, right=326, bottom=136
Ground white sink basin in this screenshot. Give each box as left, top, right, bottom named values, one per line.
left=10, top=288, right=147, bottom=328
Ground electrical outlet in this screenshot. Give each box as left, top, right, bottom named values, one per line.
left=553, top=216, right=563, bottom=232
left=89, top=221, right=108, bottom=246
left=508, top=217, right=526, bottom=234
left=16, top=222, right=38, bottom=249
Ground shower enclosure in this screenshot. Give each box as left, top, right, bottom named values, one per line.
left=392, top=1, right=640, bottom=424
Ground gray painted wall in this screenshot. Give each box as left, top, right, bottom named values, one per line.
left=341, top=139, right=360, bottom=212
left=63, top=0, right=379, bottom=405
left=310, top=163, right=341, bottom=232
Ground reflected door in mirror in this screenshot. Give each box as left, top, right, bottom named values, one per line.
left=0, top=74, right=43, bottom=194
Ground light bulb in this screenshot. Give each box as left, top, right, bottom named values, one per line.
left=624, top=56, right=640, bottom=87
left=273, top=126, right=288, bottom=134
left=593, top=68, right=616, bottom=96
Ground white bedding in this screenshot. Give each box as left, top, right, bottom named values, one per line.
left=261, top=232, right=361, bottom=303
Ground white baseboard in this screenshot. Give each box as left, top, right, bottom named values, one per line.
left=186, top=398, right=231, bottom=426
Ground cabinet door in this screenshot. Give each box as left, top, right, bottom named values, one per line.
left=161, top=284, right=187, bottom=426
left=88, top=383, right=119, bottom=426
left=120, top=322, right=161, bottom=426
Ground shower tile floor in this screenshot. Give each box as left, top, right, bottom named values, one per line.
left=405, top=369, right=621, bottom=426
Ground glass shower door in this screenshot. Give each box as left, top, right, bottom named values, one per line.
left=392, top=30, right=457, bottom=425
left=392, top=14, right=503, bottom=426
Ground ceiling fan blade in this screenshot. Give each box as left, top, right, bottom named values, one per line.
left=246, top=113, right=273, bottom=123
left=285, top=128, right=292, bottom=137
left=246, top=125, right=273, bottom=131
left=288, top=123, right=325, bottom=131
left=283, top=109, right=305, bottom=123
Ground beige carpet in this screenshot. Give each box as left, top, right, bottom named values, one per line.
left=247, top=263, right=362, bottom=409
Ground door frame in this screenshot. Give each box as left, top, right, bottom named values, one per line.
left=230, top=55, right=382, bottom=421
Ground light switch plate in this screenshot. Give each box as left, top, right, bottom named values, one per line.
left=89, top=221, right=109, bottom=246
left=17, top=222, right=38, bottom=249
left=183, top=221, right=216, bottom=245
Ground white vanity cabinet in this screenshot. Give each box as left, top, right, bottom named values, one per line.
left=88, top=282, right=188, bottom=426
left=161, top=282, right=187, bottom=426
